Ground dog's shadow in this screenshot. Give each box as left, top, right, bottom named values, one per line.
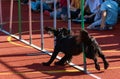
left=23, top=63, right=85, bottom=79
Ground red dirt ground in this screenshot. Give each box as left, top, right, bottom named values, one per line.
left=0, top=1, right=120, bottom=79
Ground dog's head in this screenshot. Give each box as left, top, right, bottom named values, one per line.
left=45, top=27, right=70, bottom=38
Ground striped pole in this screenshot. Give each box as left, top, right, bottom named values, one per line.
left=40, top=0, right=44, bottom=50
left=9, top=0, right=14, bottom=34
left=28, top=0, right=32, bottom=44
left=80, top=0, right=86, bottom=72
left=67, top=0, right=71, bottom=31
left=18, top=0, right=22, bottom=39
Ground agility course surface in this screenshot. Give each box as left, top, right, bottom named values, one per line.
left=0, top=1, right=120, bottom=79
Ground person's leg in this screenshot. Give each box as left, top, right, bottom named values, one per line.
left=60, top=7, right=68, bottom=21
left=87, top=19, right=101, bottom=30
left=31, top=0, right=40, bottom=11
left=35, top=0, right=41, bottom=10
left=71, top=9, right=80, bottom=19
left=50, top=10, right=61, bottom=19
left=43, top=2, right=53, bottom=12
left=31, top=1, right=37, bottom=11
left=84, top=11, right=95, bottom=23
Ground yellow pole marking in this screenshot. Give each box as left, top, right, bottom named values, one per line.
left=7, top=36, right=31, bottom=48
left=7, top=33, right=54, bottom=51
left=6, top=30, right=41, bottom=48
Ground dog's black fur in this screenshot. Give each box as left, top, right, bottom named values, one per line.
left=42, top=27, right=109, bottom=71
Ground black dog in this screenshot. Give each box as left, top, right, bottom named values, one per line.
left=42, top=27, right=109, bottom=71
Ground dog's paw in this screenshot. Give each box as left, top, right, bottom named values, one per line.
left=104, top=62, right=109, bottom=70
left=42, top=62, right=50, bottom=66
left=95, top=64, right=100, bottom=71
left=54, top=61, right=65, bottom=66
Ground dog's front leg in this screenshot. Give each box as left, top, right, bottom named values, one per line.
left=54, top=54, right=72, bottom=66
left=42, top=51, right=59, bottom=66
left=93, top=57, right=100, bottom=71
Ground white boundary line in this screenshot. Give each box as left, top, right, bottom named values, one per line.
left=0, top=29, right=101, bottom=79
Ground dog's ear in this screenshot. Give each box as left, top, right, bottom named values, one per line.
left=44, top=26, right=57, bottom=36
left=44, top=27, right=52, bottom=32
left=44, top=26, right=56, bottom=32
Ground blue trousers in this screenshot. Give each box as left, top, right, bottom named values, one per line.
left=50, top=7, right=67, bottom=19
left=31, top=0, right=51, bottom=11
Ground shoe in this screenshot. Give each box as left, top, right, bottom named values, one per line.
left=106, top=25, right=113, bottom=30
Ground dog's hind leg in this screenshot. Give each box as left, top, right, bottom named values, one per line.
left=54, top=54, right=72, bottom=66
left=98, top=51, right=109, bottom=70
left=93, top=57, right=100, bottom=71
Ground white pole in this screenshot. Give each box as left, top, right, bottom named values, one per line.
left=9, top=0, right=14, bottom=33
left=53, top=0, right=57, bottom=29
left=0, top=0, right=3, bottom=29
left=67, top=0, right=71, bottom=31
left=40, top=0, right=44, bottom=50
left=53, top=0, right=57, bottom=46
left=29, top=0, right=32, bottom=44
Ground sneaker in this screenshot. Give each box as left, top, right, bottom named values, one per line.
left=106, top=24, right=113, bottom=30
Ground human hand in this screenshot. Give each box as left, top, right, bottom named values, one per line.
left=84, top=15, right=91, bottom=18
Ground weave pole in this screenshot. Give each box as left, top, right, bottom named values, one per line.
left=9, top=0, right=14, bottom=33
left=53, top=0, right=57, bottom=46
left=80, top=0, right=86, bottom=71
left=18, top=0, right=22, bottom=39
left=28, top=0, right=33, bottom=44
left=67, top=0, right=71, bottom=31
left=53, top=0, right=57, bottom=29
left=40, top=0, right=44, bottom=50
left=0, top=0, right=3, bottom=29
